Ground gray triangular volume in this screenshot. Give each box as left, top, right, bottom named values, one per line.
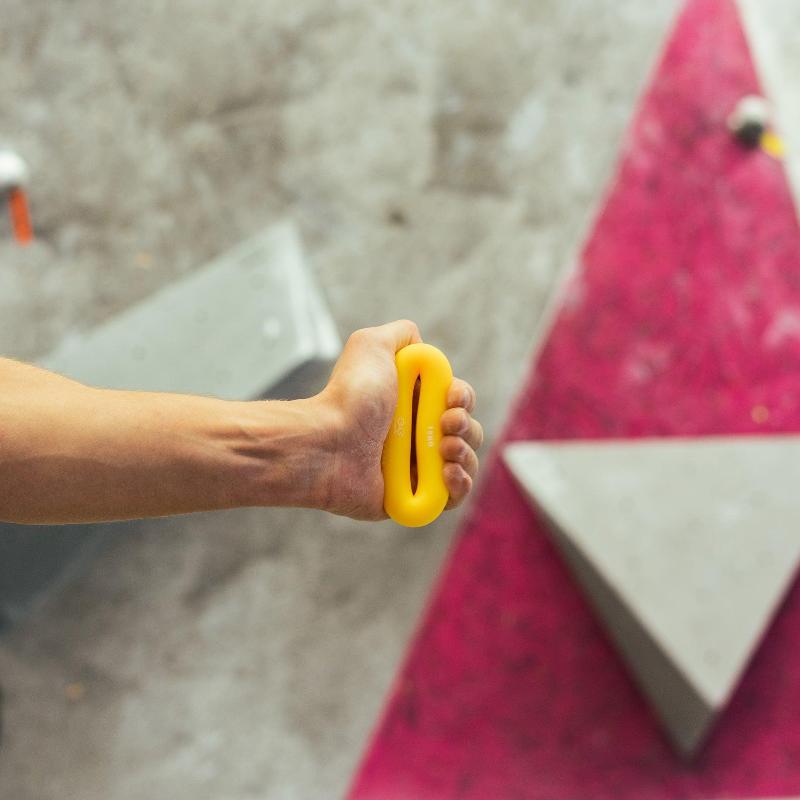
left=503, top=436, right=800, bottom=757
left=41, top=221, right=340, bottom=400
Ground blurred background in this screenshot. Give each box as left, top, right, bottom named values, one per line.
left=1, top=1, right=799, bottom=798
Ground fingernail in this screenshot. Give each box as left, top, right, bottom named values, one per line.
left=462, top=388, right=470, bottom=407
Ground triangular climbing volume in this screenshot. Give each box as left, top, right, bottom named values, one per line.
left=504, top=437, right=800, bottom=755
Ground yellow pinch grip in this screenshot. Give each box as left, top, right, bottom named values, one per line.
left=382, top=343, right=453, bottom=527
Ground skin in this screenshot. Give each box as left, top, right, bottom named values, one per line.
left=0, top=320, right=482, bottom=525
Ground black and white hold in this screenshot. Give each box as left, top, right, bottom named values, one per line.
left=727, top=95, right=771, bottom=147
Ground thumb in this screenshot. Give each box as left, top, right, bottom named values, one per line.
left=376, top=319, right=423, bottom=353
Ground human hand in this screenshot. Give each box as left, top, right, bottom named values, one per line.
left=314, top=320, right=483, bottom=521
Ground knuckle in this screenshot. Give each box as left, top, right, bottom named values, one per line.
left=399, top=318, right=419, bottom=335
left=448, top=442, right=466, bottom=462
left=347, top=327, right=370, bottom=345
left=444, top=462, right=461, bottom=481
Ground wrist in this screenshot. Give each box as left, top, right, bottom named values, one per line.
left=235, top=395, right=340, bottom=512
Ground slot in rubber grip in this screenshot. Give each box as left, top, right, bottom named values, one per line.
left=381, top=343, right=453, bottom=527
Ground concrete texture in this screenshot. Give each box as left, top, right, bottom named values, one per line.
left=504, top=437, right=800, bottom=756
left=0, top=0, right=798, bottom=798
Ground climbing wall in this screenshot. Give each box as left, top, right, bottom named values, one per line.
left=348, top=0, right=800, bottom=796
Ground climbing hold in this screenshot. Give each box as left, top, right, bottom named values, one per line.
left=727, top=95, right=770, bottom=147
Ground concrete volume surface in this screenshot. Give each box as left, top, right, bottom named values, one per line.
left=504, top=437, right=800, bottom=756
left=41, top=221, right=340, bottom=400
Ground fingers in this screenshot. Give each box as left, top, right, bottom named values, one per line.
left=440, top=383, right=482, bottom=510
left=375, top=319, right=423, bottom=352
left=447, top=378, right=476, bottom=413
left=443, top=462, right=473, bottom=509
left=440, top=435, right=479, bottom=478
left=440, top=407, right=484, bottom=451
left=344, top=320, right=422, bottom=356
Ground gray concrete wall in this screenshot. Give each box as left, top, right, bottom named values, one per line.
left=4, top=1, right=799, bottom=797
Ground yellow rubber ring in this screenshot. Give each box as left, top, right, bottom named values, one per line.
left=382, top=343, right=453, bottom=527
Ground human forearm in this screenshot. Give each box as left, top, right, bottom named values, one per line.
left=0, top=321, right=482, bottom=525
left=0, top=358, right=334, bottom=524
